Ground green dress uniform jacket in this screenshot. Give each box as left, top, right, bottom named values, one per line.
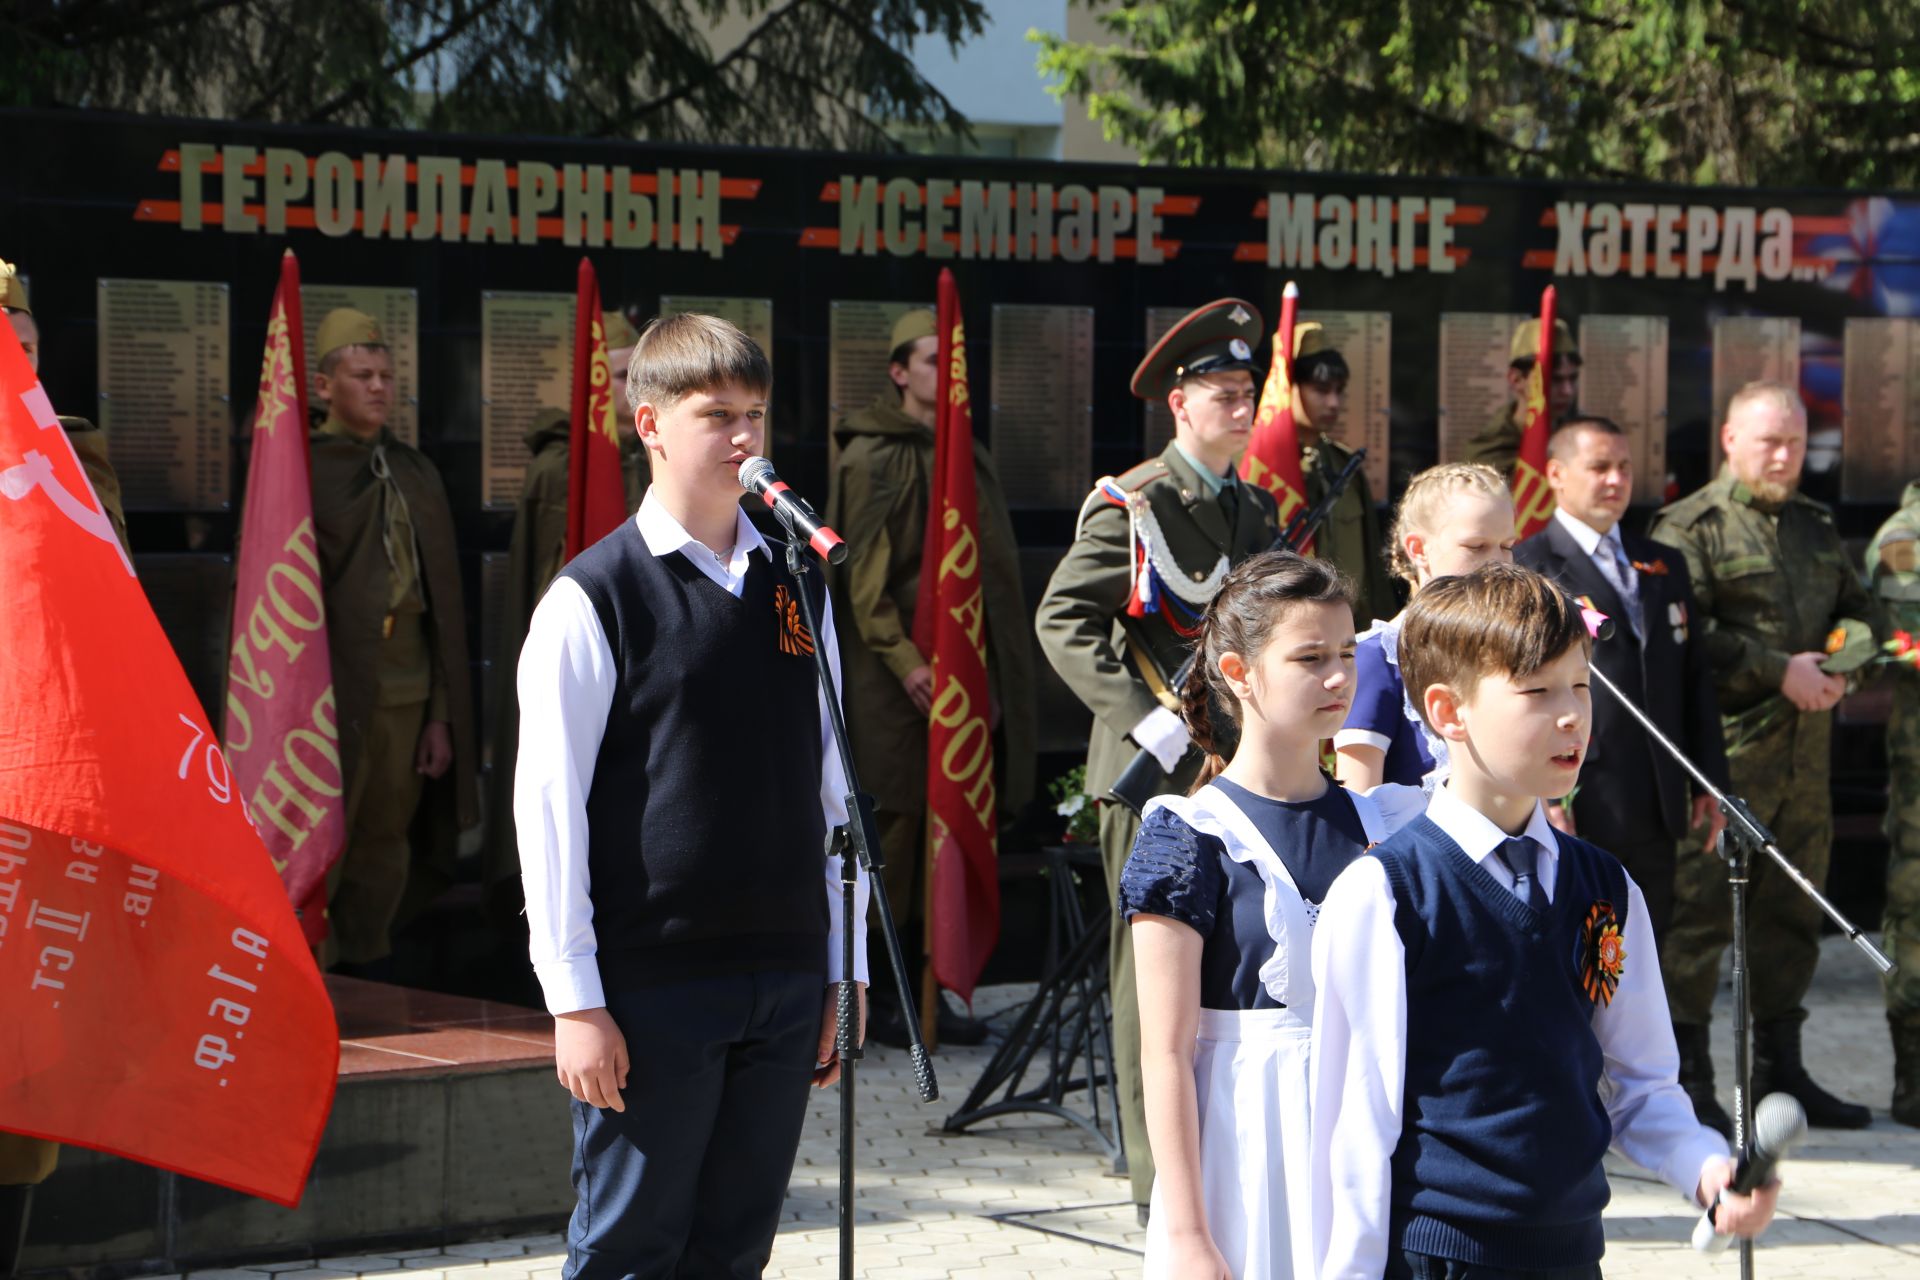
left=309, top=420, right=477, bottom=951
left=1305, top=436, right=1394, bottom=628
left=825, top=394, right=1037, bottom=820
left=1034, top=442, right=1277, bottom=1207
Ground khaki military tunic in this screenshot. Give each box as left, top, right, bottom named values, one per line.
left=1649, top=468, right=1880, bottom=1027
left=824, top=396, right=1038, bottom=952
left=1035, top=444, right=1277, bottom=1206
left=1304, top=436, right=1394, bottom=628
left=1462, top=401, right=1521, bottom=475
left=309, top=418, right=477, bottom=965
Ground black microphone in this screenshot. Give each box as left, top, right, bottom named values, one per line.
left=1691, top=1092, right=1805, bottom=1252
left=737, top=456, right=848, bottom=565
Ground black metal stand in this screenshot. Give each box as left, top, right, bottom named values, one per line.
left=940, top=844, right=1123, bottom=1163
left=781, top=533, right=938, bottom=1280
left=1587, top=664, right=1892, bottom=1277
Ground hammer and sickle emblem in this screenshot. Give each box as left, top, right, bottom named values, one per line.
left=1, top=382, right=135, bottom=577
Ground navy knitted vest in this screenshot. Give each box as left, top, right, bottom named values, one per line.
left=1371, top=815, right=1631, bottom=1269
left=560, top=521, right=829, bottom=989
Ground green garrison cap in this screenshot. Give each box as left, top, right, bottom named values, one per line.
left=531, top=405, right=571, bottom=434
left=603, top=310, right=641, bottom=351
left=1130, top=298, right=1264, bottom=400
left=1510, top=317, right=1580, bottom=364
left=0, top=259, right=28, bottom=315
left=315, top=307, right=386, bottom=361
left=889, top=308, right=937, bottom=353
left=1821, top=618, right=1878, bottom=675
left=1292, top=321, right=1349, bottom=385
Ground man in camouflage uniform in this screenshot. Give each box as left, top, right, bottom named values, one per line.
left=1650, top=381, right=1879, bottom=1130
left=1289, top=322, right=1394, bottom=627
left=1037, top=299, right=1278, bottom=1218
left=1462, top=316, right=1581, bottom=475
left=308, top=308, right=477, bottom=970
left=825, top=308, right=1037, bottom=1048
left=1866, top=486, right=1920, bottom=1126
left=2, top=257, right=130, bottom=1271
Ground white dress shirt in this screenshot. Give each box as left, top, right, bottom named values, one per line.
left=514, top=488, right=869, bottom=1015
left=1309, top=783, right=1727, bottom=1280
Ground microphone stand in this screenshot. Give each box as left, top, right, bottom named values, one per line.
left=1585, top=662, right=1891, bottom=1279
left=778, top=527, right=939, bottom=1280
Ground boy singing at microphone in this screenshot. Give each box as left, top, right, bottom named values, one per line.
left=1311, top=564, right=1777, bottom=1279
left=515, top=314, right=867, bottom=1278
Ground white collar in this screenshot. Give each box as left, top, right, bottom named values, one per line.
left=1425, top=782, right=1560, bottom=870
left=1553, top=505, right=1621, bottom=559
left=635, top=487, right=767, bottom=566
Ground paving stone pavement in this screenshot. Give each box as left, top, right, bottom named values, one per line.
left=185, top=937, right=1917, bottom=1278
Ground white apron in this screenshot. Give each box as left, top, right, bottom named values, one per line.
left=1141, top=783, right=1391, bottom=1280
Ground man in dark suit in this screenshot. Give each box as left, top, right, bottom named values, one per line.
left=1516, top=415, right=1730, bottom=946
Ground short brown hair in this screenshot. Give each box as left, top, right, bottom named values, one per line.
left=1398, top=563, right=1590, bottom=727
left=1547, top=413, right=1624, bottom=461
left=1724, top=379, right=1803, bottom=425
left=625, top=312, right=771, bottom=410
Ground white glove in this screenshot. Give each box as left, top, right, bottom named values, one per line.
left=1130, top=705, right=1192, bottom=774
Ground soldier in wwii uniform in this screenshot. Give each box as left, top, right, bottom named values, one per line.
left=309, top=307, right=477, bottom=969
left=824, top=308, right=1036, bottom=1046
left=1462, top=316, right=1581, bottom=475
left=1866, top=485, right=1920, bottom=1127
left=1036, top=299, right=1279, bottom=1218
left=1649, top=381, right=1879, bottom=1130
left=1288, top=322, right=1394, bottom=627
left=1, top=258, right=131, bottom=1268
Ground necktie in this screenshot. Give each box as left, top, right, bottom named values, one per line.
left=1218, top=479, right=1239, bottom=529
left=1597, top=533, right=1643, bottom=639
left=1497, top=837, right=1550, bottom=912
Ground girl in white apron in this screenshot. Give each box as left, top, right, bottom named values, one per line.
left=1120, top=550, right=1421, bottom=1279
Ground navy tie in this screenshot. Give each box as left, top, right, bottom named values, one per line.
left=1497, top=837, right=1550, bottom=912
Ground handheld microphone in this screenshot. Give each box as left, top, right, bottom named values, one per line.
left=737, top=456, right=848, bottom=565
left=1691, top=1092, right=1806, bottom=1252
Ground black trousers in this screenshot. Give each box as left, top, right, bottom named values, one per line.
left=564, top=969, right=823, bottom=1280
left=1387, top=1251, right=1603, bottom=1280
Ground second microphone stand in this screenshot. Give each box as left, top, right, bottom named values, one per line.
left=779, top=529, right=939, bottom=1280
left=1586, top=661, right=1891, bottom=1280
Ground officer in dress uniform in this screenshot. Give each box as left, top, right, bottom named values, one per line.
left=1462, top=317, right=1581, bottom=475
left=1, top=258, right=131, bottom=1273
left=1036, top=299, right=1279, bottom=1220
left=307, top=308, right=477, bottom=970
left=1289, top=323, right=1394, bottom=627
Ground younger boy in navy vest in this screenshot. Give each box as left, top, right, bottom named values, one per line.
left=1310, top=564, right=1777, bottom=1279
left=515, top=313, right=867, bottom=1278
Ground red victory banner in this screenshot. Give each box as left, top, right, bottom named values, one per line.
left=912, top=268, right=999, bottom=1007
left=1512, top=284, right=1559, bottom=540
left=225, top=249, right=345, bottom=946
left=566, top=258, right=629, bottom=558
left=0, top=318, right=337, bottom=1206
left=1238, top=281, right=1312, bottom=549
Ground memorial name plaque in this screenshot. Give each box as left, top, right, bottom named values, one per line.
left=1842, top=318, right=1920, bottom=503
left=990, top=303, right=1094, bottom=510
left=96, top=277, right=230, bottom=511
left=1142, top=306, right=1185, bottom=454
left=1438, top=312, right=1526, bottom=463
left=301, top=284, right=419, bottom=445
left=1578, top=315, right=1670, bottom=503
left=480, top=291, right=574, bottom=509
